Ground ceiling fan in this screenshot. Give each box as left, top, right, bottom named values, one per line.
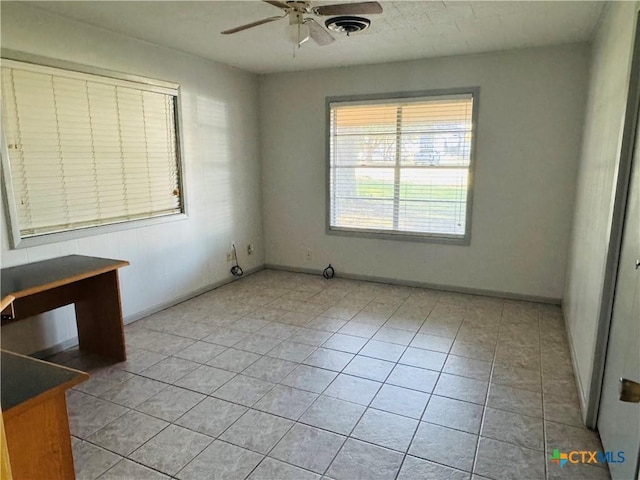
left=221, top=0, right=383, bottom=47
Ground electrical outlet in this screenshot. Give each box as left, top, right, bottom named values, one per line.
left=226, top=252, right=233, bottom=263
left=247, top=243, right=254, bottom=255
left=305, top=249, right=312, bottom=262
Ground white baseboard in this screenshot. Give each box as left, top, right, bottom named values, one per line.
left=265, top=263, right=562, bottom=305
left=33, top=262, right=562, bottom=360
left=122, top=265, right=264, bottom=325
left=561, top=305, right=591, bottom=428
left=31, top=265, right=264, bottom=359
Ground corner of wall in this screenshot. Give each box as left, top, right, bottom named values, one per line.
left=561, top=0, right=640, bottom=430
left=562, top=302, right=591, bottom=425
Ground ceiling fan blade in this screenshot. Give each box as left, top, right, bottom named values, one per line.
left=313, top=1, right=383, bottom=16
left=263, top=0, right=291, bottom=11
left=221, top=16, right=283, bottom=34
left=305, top=18, right=335, bottom=46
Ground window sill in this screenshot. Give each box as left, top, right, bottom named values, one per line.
left=8, top=213, right=189, bottom=249
left=326, top=226, right=470, bottom=245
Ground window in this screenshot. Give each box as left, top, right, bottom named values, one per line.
left=328, top=89, right=477, bottom=243
left=1, top=57, right=184, bottom=247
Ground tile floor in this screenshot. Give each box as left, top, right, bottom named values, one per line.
left=47, top=269, right=612, bottom=480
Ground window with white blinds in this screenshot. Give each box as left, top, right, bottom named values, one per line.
left=328, top=91, right=476, bottom=242
left=1, top=59, right=183, bottom=243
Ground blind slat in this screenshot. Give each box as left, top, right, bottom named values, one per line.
left=329, top=94, right=474, bottom=238
left=1, top=61, right=183, bottom=239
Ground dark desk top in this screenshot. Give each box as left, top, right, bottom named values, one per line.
left=1, top=350, right=88, bottom=413
left=1, top=255, right=129, bottom=299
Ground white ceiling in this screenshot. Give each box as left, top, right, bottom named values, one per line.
left=25, top=1, right=605, bottom=74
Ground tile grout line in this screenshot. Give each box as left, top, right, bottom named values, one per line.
left=392, top=296, right=442, bottom=480
left=202, top=281, right=400, bottom=479
left=470, top=299, right=505, bottom=478
left=238, top=287, right=421, bottom=478
left=62, top=272, right=573, bottom=480
left=184, top=287, right=383, bottom=480
left=76, top=325, right=554, bottom=434
left=539, top=306, right=550, bottom=480
left=78, top=437, right=178, bottom=479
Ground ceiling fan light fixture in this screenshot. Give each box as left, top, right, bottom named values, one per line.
left=325, top=16, right=371, bottom=35
left=287, top=22, right=311, bottom=46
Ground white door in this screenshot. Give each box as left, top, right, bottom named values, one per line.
left=597, top=100, right=640, bottom=479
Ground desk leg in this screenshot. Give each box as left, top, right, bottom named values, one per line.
left=75, top=271, right=126, bottom=362
left=4, top=394, right=76, bottom=480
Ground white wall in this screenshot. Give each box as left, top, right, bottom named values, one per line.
left=260, top=44, right=589, bottom=300
left=564, top=2, right=640, bottom=413
left=0, top=3, right=263, bottom=354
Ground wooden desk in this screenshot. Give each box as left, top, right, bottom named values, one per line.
left=1, top=350, right=88, bottom=479
left=1, top=255, right=129, bottom=361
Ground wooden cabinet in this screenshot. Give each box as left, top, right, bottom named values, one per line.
left=1, top=351, right=88, bottom=480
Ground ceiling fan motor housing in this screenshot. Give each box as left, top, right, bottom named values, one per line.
left=325, top=16, right=371, bottom=35
left=286, top=1, right=312, bottom=13
left=221, top=1, right=382, bottom=45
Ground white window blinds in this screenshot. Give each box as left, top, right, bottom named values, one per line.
left=1, top=59, right=183, bottom=239
left=329, top=93, right=475, bottom=240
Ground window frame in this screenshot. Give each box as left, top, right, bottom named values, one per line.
left=325, top=87, right=479, bottom=245
left=1, top=49, right=188, bottom=249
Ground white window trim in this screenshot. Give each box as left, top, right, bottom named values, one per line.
left=325, top=87, right=479, bottom=245
left=0, top=49, right=189, bottom=249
